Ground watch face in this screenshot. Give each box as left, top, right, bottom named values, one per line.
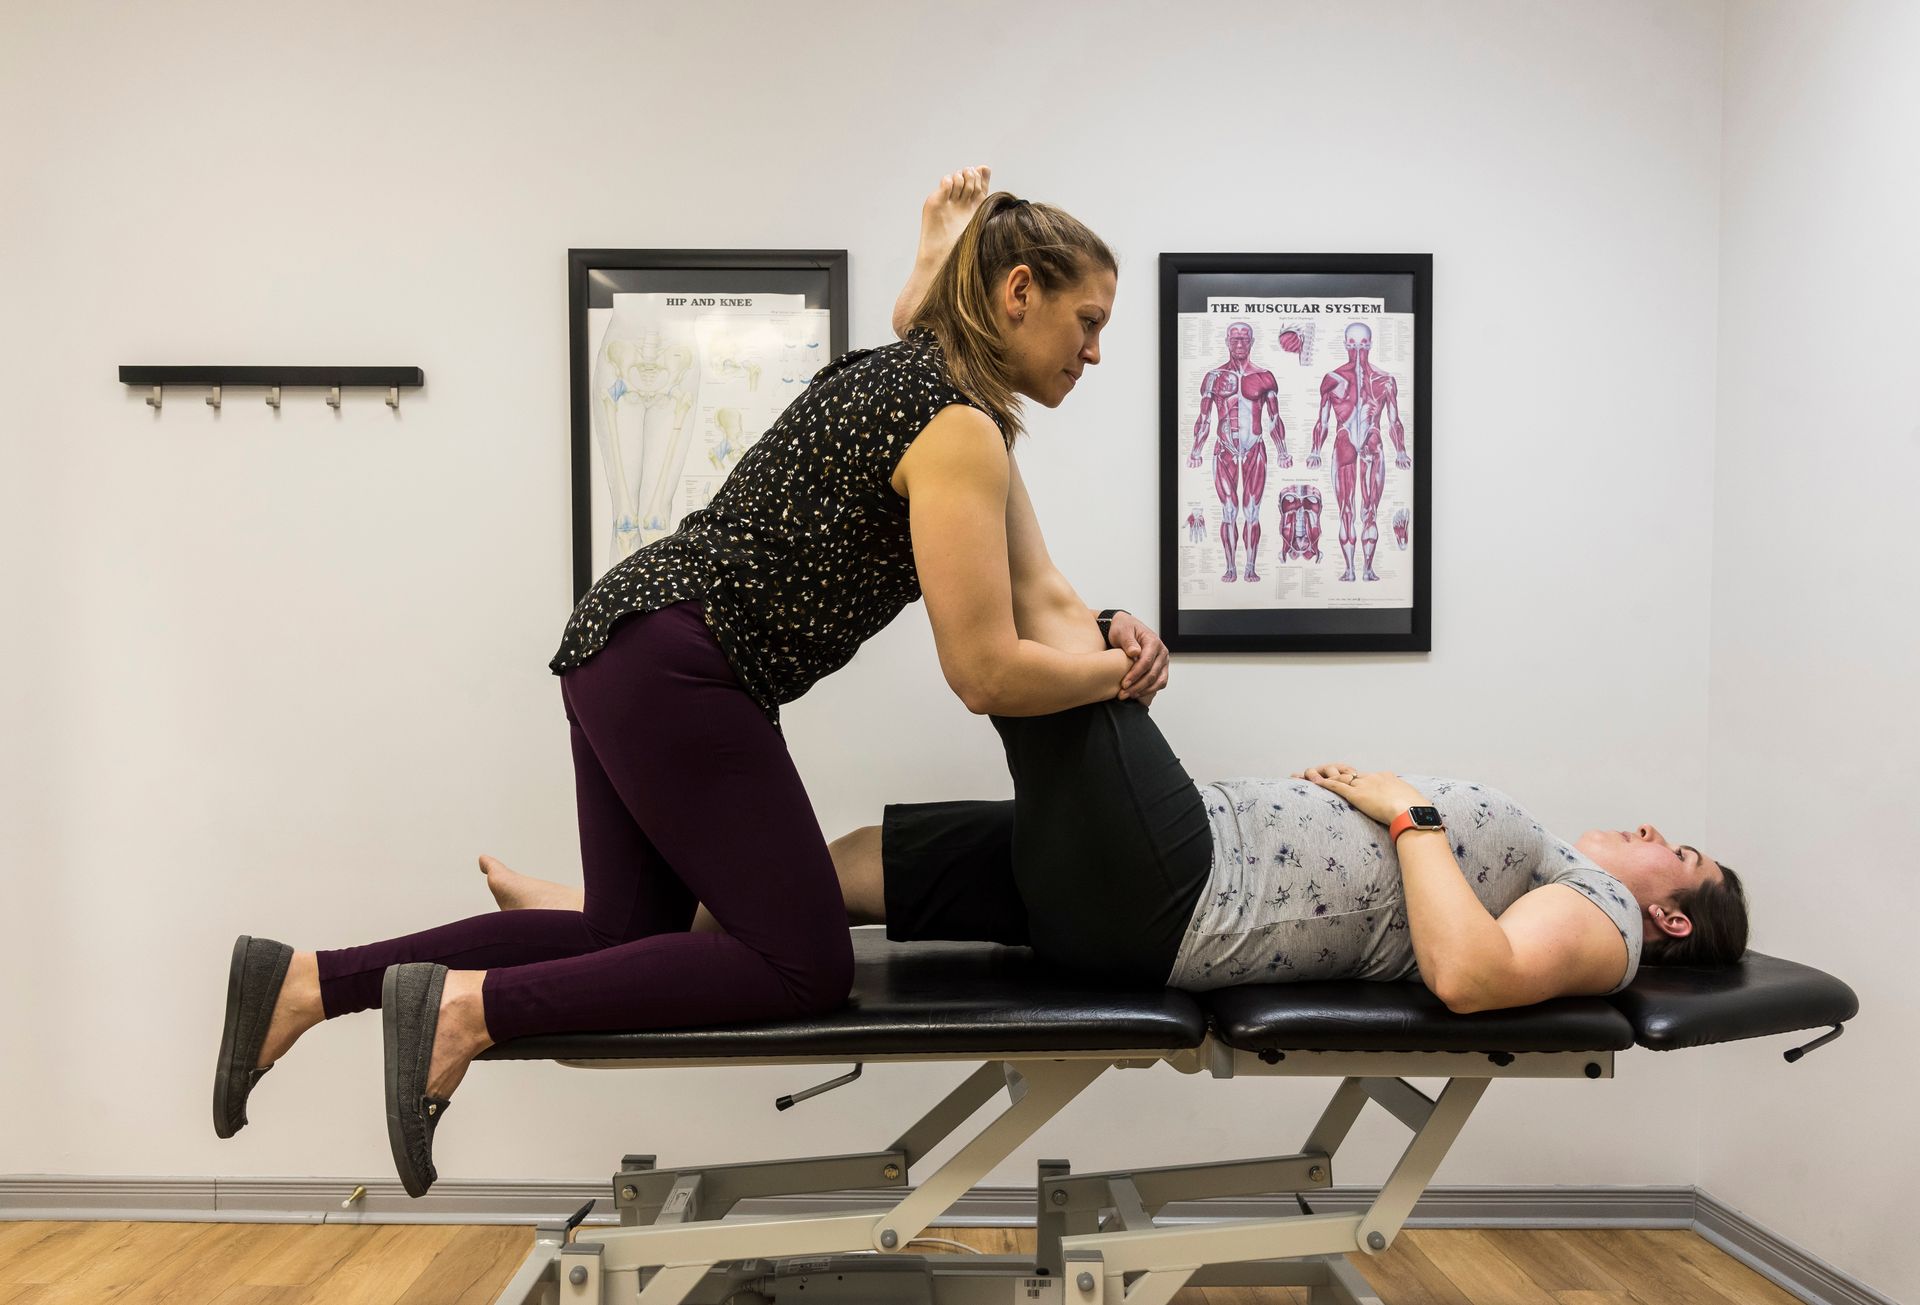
left=1409, top=806, right=1443, bottom=828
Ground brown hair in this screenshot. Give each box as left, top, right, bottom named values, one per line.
left=906, top=191, right=1118, bottom=445
left=1641, top=862, right=1750, bottom=967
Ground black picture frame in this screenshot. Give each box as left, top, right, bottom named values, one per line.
left=1159, top=252, right=1432, bottom=653
left=567, top=248, right=849, bottom=601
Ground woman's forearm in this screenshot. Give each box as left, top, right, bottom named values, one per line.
left=1395, top=828, right=1513, bottom=1010
left=1011, top=568, right=1105, bottom=652
left=959, top=566, right=1121, bottom=714
left=976, top=642, right=1130, bottom=716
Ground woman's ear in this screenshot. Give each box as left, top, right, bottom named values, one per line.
left=1651, top=904, right=1693, bottom=939
left=1002, top=265, right=1034, bottom=319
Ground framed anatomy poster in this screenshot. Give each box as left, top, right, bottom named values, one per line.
left=567, top=248, right=849, bottom=600
left=1159, top=252, right=1431, bottom=652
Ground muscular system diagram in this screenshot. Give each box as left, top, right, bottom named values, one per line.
left=1187, top=323, right=1292, bottom=582
left=1279, top=485, right=1324, bottom=562
left=1306, top=323, right=1409, bottom=582
left=1175, top=303, right=1413, bottom=611
left=1277, top=322, right=1315, bottom=366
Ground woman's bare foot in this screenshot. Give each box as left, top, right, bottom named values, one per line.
left=257, top=951, right=324, bottom=1069
left=480, top=855, right=584, bottom=912
left=891, top=165, right=993, bottom=337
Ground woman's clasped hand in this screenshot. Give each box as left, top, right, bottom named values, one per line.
left=1107, top=611, right=1170, bottom=705
left=1292, top=764, right=1431, bottom=825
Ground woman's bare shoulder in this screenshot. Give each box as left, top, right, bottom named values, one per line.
left=891, top=404, right=1006, bottom=499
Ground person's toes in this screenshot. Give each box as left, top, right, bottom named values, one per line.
left=479, top=857, right=516, bottom=909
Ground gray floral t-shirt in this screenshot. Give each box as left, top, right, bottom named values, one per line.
left=1167, top=775, right=1641, bottom=994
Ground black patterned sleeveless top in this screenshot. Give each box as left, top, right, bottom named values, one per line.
left=548, top=327, right=1007, bottom=733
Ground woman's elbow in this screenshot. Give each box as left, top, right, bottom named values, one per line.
left=945, top=665, right=998, bottom=715
left=1432, top=972, right=1490, bottom=1016
left=936, top=639, right=1006, bottom=715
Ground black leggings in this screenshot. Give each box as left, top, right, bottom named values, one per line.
left=883, top=700, right=1211, bottom=986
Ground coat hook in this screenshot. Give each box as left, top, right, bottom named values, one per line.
left=147, top=385, right=163, bottom=410
left=205, top=385, right=222, bottom=410
left=266, top=385, right=281, bottom=409
left=327, top=386, right=342, bottom=410
left=386, top=386, right=399, bottom=409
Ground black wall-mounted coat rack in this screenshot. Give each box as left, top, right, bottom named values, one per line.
left=120, top=366, right=425, bottom=410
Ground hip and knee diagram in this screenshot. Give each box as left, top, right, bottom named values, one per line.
left=586, top=294, right=831, bottom=574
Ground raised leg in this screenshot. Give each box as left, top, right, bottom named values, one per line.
left=893, top=166, right=993, bottom=338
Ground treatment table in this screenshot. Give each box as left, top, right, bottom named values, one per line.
left=476, top=935, right=1857, bottom=1305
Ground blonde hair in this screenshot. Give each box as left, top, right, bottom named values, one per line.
left=907, top=192, right=1118, bottom=445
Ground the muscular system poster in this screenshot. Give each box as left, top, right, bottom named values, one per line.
left=1176, top=298, right=1416, bottom=612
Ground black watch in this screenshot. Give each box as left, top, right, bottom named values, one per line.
left=1097, top=608, right=1125, bottom=642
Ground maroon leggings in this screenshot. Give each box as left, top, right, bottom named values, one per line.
left=314, top=602, right=854, bottom=1042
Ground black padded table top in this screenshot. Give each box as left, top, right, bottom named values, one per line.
left=481, top=939, right=1855, bottom=1064
left=1203, top=950, right=1856, bottom=1054
left=1606, top=951, right=1858, bottom=1050
left=1203, top=982, right=1636, bottom=1054
left=481, top=934, right=1209, bottom=1062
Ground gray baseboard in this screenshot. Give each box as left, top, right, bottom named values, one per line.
left=1690, top=1187, right=1898, bottom=1305
left=0, top=1176, right=1896, bottom=1305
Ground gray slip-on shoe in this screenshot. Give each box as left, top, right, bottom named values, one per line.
left=382, top=962, right=453, bottom=1199
left=213, top=935, right=294, bottom=1139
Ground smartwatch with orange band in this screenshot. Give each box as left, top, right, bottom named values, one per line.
left=1390, top=805, right=1446, bottom=842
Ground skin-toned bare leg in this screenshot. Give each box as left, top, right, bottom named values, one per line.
left=831, top=824, right=885, bottom=925
left=480, top=823, right=887, bottom=929
left=250, top=951, right=490, bottom=1096
left=424, top=970, right=491, bottom=1099
left=255, top=950, right=325, bottom=1068
left=891, top=166, right=992, bottom=338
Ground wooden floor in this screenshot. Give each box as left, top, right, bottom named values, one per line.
left=0, top=1220, right=1804, bottom=1304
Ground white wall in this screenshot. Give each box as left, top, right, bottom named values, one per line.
left=1704, top=3, right=1920, bottom=1301
left=8, top=0, right=1853, bottom=1265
